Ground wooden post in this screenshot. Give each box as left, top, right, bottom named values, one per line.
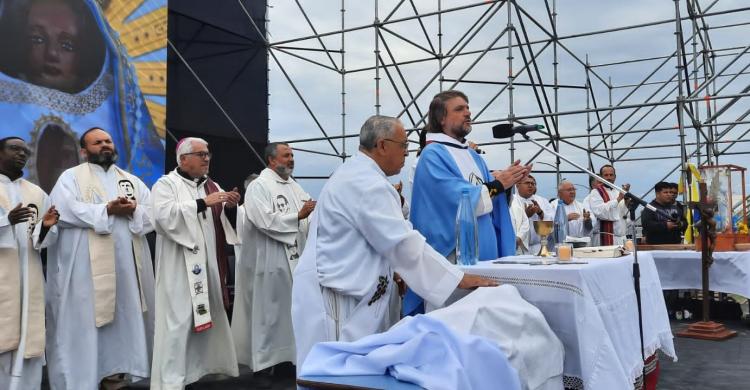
left=677, top=182, right=737, bottom=340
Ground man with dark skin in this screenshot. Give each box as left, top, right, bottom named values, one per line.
left=0, top=138, right=58, bottom=228
left=0, top=137, right=58, bottom=390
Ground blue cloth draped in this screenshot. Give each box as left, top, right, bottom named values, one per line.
left=300, top=315, right=522, bottom=390
left=404, top=144, right=515, bottom=316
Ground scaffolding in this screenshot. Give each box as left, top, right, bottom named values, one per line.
left=250, top=0, right=750, bottom=202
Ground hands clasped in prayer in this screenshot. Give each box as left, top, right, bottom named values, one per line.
left=524, top=200, right=543, bottom=218
left=106, top=196, right=137, bottom=216
left=567, top=209, right=591, bottom=222
left=8, top=202, right=35, bottom=224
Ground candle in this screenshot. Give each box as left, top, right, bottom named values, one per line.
left=557, top=244, right=572, bottom=261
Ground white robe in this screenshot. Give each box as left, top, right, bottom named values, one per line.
left=581, top=193, right=600, bottom=246
left=0, top=175, right=57, bottom=390
left=46, top=164, right=155, bottom=389
left=232, top=168, right=310, bottom=371
left=587, top=187, right=628, bottom=245
left=150, top=171, right=239, bottom=389
left=510, top=194, right=553, bottom=255
left=291, top=152, right=464, bottom=368
left=549, top=199, right=595, bottom=239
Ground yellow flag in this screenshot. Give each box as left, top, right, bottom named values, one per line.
left=683, top=164, right=702, bottom=244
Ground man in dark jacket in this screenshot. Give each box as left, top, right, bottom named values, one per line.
left=641, top=181, right=688, bottom=244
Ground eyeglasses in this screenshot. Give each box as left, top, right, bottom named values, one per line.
left=183, top=151, right=212, bottom=159
left=383, top=139, right=409, bottom=149
left=5, top=144, right=32, bottom=155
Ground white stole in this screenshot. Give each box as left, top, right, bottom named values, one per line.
left=0, top=179, right=45, bottom=358
left=73, top=163, right=147, bottom=328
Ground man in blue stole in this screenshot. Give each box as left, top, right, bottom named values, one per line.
left=406, top=90, right=531, bottom=315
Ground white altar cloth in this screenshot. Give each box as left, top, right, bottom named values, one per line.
left=461, top=252, right=675, bottom=390
left=649, top=250, right=750, bottom=297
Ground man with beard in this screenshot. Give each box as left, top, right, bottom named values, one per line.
left=232, top=142, right=314, bottom=380
left=588, top=164, right=630, bottom=245
left=46, top=128, right=155, bottom=389
left=150, top=137, right=241, bottom=389
left=406, top=90, right=530, bottom=315
left=0, top=137, right=58, bottom=390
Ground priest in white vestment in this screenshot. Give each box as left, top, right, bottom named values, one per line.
left=46, top=128, right=155, bottom=389
left=292, top=115, right=499, bottom=368
left=510, top=175, right=554, bottom=255
left=549, top=181, right=594, bottom=240
left=588, top=165, right=629, bottom=245
left=581, top=176, right=601, bottom=246
left=151, top=137, right=241, bottom=389
left=233, top=143, right=314, bottom=372
left=0, top=137, right=58, bottom=390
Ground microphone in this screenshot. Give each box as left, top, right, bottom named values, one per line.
left=492, top=123, right=545, bottom=139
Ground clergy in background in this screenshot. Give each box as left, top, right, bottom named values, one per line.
left=510, top=175, right=554, bottom=255
left=581, top=175, right=601, bottom=246
left=407, top=90, right=528, bottom=315
left=150, top=137, right=241, bottom=389
left=0, top=137, right=58, bottom=390
left=291, top=115, right=499, bottom=368
left=588, top=165, right=629, bottom=245
left=46, top=128, right=155, bottom=389
left=233, top=142, right=315, bottom=374
left=549, top=180, right=594, bottom=240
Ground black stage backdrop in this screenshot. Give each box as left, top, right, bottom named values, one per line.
left=167, top=0, right=267, bottom=191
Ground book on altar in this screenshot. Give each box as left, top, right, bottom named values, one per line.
left=573, top=245, right=627, bottom=258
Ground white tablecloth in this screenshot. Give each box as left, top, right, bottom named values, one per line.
left=461, top=252, right=676, bottom=390
left=649, top=250, right=750, bottom=297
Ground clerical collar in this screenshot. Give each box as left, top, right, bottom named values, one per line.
left=427, top=133, right=469, bottom=149
left=0, top=171, right=21, bottom=182
left=177, top=167, right=207, bottom=185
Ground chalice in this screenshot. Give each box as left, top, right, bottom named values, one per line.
left=533, top=220, right=554, bottom=257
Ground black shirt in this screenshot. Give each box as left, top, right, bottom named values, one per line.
left=641, top=200, right=687, bottom=244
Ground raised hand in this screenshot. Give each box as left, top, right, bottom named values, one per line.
left=42, top=205, right=60, bottom=227
left=492, top=160, right=531, bottom=189
left=298, top=199, right=316, bottom=220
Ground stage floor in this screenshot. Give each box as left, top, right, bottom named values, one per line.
left=40, top=320, right=749, bottom=389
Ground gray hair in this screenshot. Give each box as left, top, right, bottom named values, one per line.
left=263, top=142, right=289, bottom=165
left=359, top=115, right=401, bottom=150
left=176, top=137, right=208, bottom=165
left=558, top=180, right=574, bottom=191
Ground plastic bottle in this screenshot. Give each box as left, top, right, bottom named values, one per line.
left=456, top=189, right=479, bottom=266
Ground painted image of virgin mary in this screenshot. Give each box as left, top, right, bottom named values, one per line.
left=0, top=0, right=164, bottom=191
left=0, top=0, right=104, bottom=94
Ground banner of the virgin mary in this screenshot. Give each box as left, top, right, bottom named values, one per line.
left=0, top=0, right=165, bottom=191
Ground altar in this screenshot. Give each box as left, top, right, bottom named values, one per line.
left=462, top=252, right=676, bottom=390
left=648, top=250, right=750, bottom=296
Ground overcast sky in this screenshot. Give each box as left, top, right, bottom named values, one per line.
left=264, top=0, right=749, bottom=201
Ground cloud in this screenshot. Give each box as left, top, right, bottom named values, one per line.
left=266, top=0, right=750, bottom=199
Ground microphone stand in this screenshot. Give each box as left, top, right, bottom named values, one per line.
left=518, top=132, right=649, bottom=378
